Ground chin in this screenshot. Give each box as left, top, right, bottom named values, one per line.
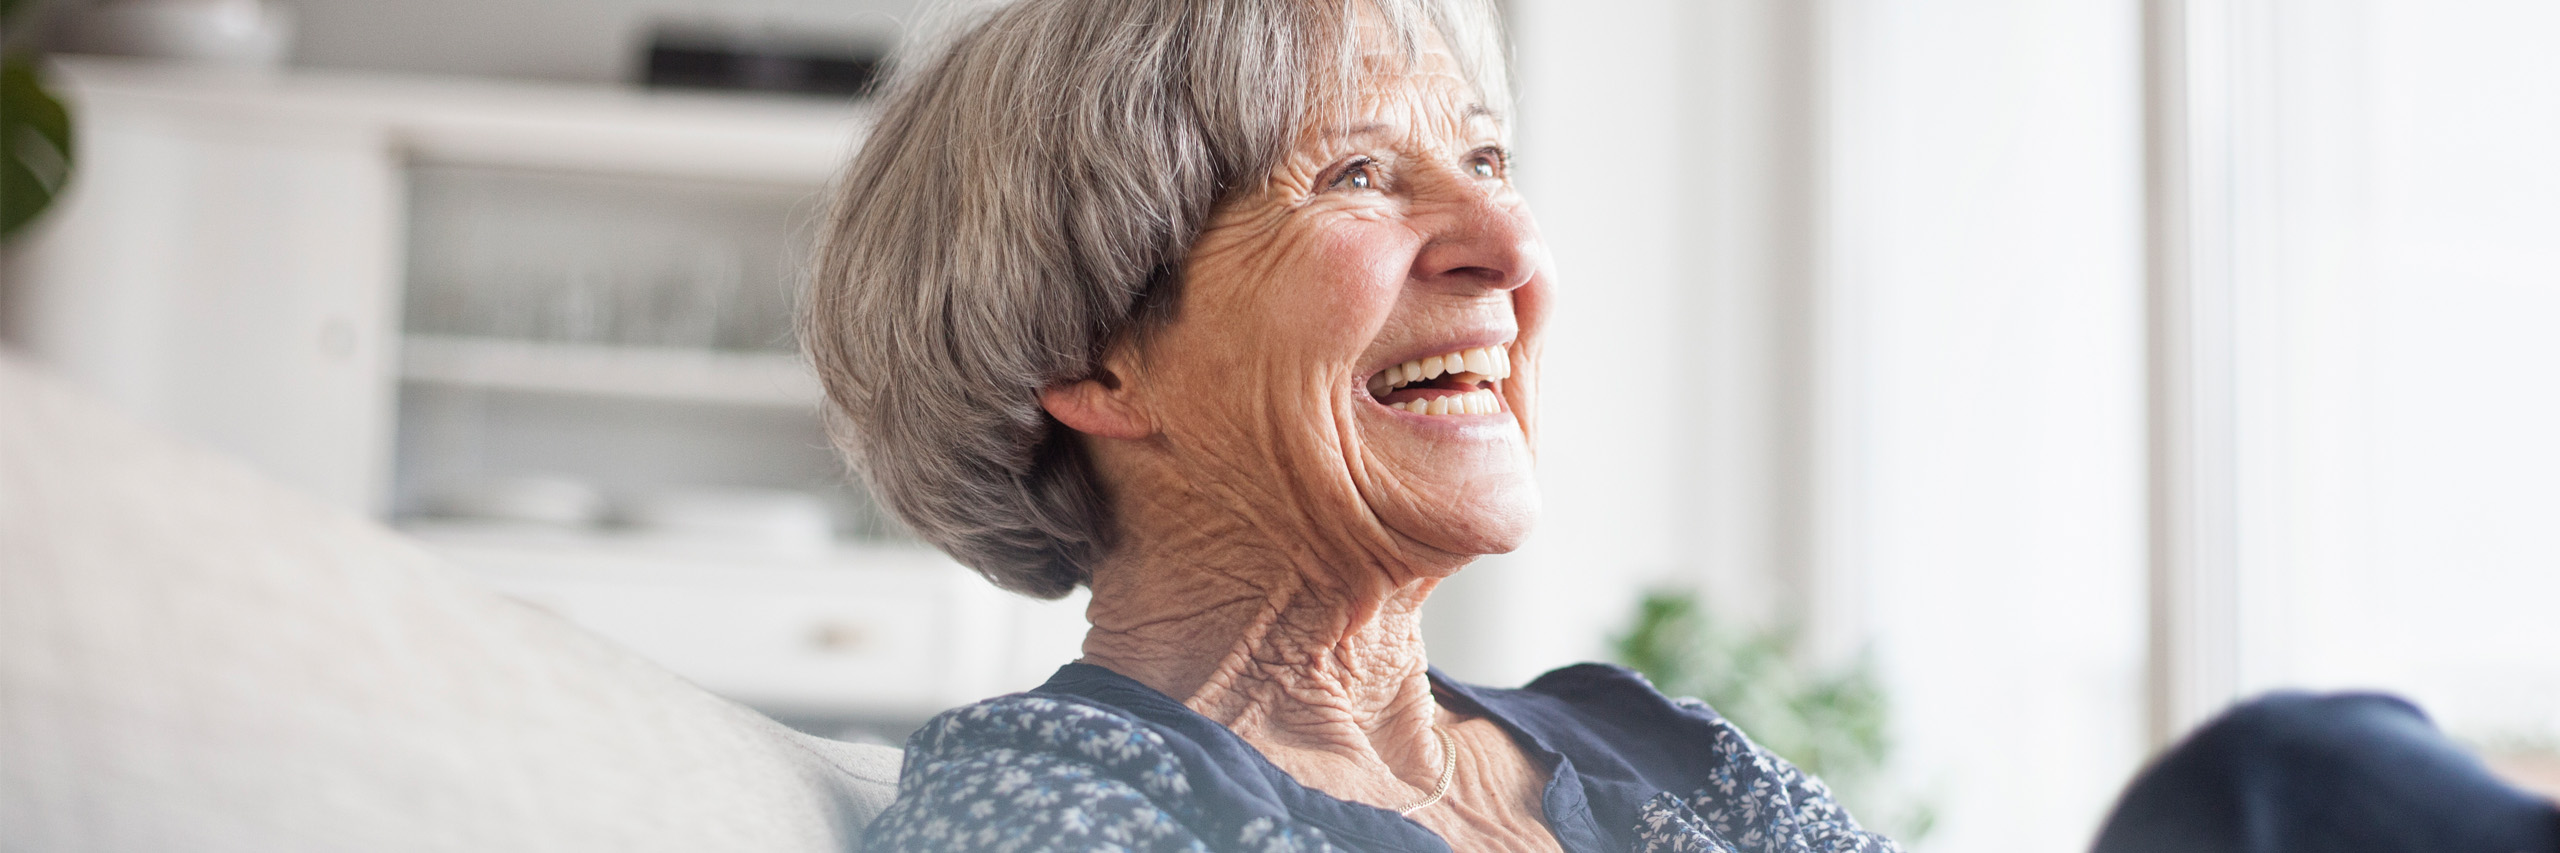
left=1397, top=468, right=1542, bottom=565
left=1349, top=378, right=1543, bottom=566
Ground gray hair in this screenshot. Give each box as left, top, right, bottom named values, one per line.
left=802, top=0, right=1511, bottom=598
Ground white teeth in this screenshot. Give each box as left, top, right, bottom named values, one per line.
left=1372, top=344, right=1513, bottom=391
left=1387, top=388, right=1501, bottom=417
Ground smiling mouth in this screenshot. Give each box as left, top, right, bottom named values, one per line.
left=1367, top=344, right=1511, bottom=416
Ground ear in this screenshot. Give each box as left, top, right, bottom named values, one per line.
left=1040, top=360, right=1154, bottom=441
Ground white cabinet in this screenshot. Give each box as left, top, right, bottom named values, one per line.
left=3, top=58, right=1086, bottom=727
left=3, top=66, right=405, bottom=510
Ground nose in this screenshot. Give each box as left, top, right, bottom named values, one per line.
left=1409, top=180, right=1540, bottom=294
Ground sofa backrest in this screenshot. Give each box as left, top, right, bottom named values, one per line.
left=0, top=353, right=902, bottom=852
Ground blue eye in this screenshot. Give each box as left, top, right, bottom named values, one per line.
left=1467, top=147, right=1508, bottom=179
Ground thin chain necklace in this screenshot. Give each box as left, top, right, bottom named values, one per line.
left=1397, top=725, right=1458, bottom=816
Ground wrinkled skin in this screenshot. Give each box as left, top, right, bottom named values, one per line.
left=1039, top=20, right=1563, bottom=853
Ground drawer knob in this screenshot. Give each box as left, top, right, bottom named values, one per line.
left=807, top=621, right=868, bottom=653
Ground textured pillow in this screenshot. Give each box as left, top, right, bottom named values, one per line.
left=0, top=352, right=899, bottom=852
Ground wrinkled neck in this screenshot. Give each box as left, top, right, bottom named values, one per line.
left=1077, top=529, right=1444, bottom=762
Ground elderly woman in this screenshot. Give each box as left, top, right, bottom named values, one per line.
left=803, top=0, right=2560, bottom=851
left=802, top=0, right=1892, bottom=849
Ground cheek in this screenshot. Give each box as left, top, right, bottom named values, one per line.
left=1158, top=214, right=1413, bottom=403
left=1287, top=218, right=1414, bottom=340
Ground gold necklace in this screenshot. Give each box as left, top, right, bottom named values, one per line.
left=1397, top=725, right=1458, bottom=816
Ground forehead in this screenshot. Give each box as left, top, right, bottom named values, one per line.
left=1325, top=23, right=1502, bottom=139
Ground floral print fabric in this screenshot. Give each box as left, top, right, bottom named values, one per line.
left=863, top=674, right=1899, bottom=853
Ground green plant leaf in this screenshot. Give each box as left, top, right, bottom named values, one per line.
left=1, top=56, right=75, bottom=240
left=1611, top=587, right=1935, bottom=841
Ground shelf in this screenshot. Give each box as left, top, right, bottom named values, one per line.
left=400, top=334, right=819, bottom=407
left=57, top=56, right=868, bottom=186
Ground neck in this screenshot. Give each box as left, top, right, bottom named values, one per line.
left=1078, top=529, right=1445, bottom=764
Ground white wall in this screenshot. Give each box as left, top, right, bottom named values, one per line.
left=1829, top=2, right=2149, bottom=849
left=2222, top=0, right=2560, bottom=746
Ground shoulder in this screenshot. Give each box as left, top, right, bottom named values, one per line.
left=909, top=693, right=1192, bottom=796
left=1500, top=662, right=1745, bottom=742
left=863, top=694, right=1202, bottom=852
left=1520, top=662, right=1710, bottom=714
left=1495, top=664, right=1900, bottom=852
left=864, top=693, right=1339, bottom=853
left=1455, top=663, right=1766, bottom=804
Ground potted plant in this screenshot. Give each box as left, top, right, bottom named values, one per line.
left=1, top=0, right=75, bottom=241
left=1612, top=588, right=1937, bottom=841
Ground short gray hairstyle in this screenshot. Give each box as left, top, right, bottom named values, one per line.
left=803, top=0, right=1512, bottom=598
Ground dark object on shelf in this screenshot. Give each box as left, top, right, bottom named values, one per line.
left=642, top=26, right=883, bottom=98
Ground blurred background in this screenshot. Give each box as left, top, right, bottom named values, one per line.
left=2, top=0, right=2555, bottom=851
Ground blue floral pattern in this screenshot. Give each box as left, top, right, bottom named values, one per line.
left=863, top=691, right=1898, bottom=853
left=1627, top=698, right=1896, bottom=853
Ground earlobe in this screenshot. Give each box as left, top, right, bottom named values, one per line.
left=1040, top=369, right=1154, bottom=441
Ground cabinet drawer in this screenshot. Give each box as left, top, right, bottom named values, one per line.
left=431, top=537, right=1030, bottom=719
left=491, top=573, right=952, bottom=714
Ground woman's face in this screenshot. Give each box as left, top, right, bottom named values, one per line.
left=1103, top=32, right=1551, bottom=571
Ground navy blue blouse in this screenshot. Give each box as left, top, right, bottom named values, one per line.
left=862, top=662, right=1900, bottom=852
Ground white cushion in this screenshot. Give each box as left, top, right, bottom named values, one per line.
left=0, top=352, right=902, bottom=852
